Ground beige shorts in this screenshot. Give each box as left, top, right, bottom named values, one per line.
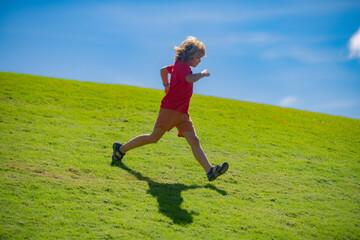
left=154, top=108, right=195, bottom=133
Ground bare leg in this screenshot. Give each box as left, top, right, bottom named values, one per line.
left=182, top=131, right=212, bottom=173
left=118, top=127, right=166, bottom=155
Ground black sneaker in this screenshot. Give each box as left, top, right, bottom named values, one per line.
left=207, top=162, right=229, bottom=181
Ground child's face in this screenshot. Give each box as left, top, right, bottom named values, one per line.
left=188, top=55, right=202, bottom=68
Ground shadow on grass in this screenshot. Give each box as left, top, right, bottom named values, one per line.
left=111, top=160, right=227, bottom=225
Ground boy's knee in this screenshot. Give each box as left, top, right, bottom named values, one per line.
left=149, top=134, right=161, bottom=144
left=148, top=127, right=165, bottom=144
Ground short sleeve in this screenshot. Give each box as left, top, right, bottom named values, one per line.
left=167, top=65, right=174, bottom=74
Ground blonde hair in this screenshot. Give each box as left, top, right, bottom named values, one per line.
left=174, top=36, right=206, bottom=63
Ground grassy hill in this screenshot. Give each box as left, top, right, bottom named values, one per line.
left=0, top=72, right=359, bottom=239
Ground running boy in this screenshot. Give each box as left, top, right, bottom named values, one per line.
left=112, top=36, right=228, bottom=181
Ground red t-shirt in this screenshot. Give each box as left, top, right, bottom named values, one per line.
left=161, top=61, right=193, bottom=115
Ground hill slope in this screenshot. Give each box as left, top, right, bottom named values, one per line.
left=1, top=72, right=359, bottom=239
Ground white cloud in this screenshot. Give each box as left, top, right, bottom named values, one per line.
left=224, top=32, right=287, bottom=45
left=279, top=96, right=298, bottom=107
left=90, top=1, right=360, bottom=28
left=349, top=27, right=360, bottom=59
left=321, top=100, right=360, bottom=109
left=261, top=45, right=344, bottom=64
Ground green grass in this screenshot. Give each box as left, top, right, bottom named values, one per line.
left=0, top=72, right=359, bottom=239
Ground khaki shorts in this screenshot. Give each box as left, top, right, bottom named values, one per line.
left=154, top=108, right=195, bottom=133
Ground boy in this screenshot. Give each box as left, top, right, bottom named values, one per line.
left=112, top=36, right=228, bottom=181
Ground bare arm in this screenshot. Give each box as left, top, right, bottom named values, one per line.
left=185, top=69, right=210, bottom=83
left=160, top=66, right=170, bottom=94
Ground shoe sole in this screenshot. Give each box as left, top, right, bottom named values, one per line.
left=208, top=162, right=229, bottom=181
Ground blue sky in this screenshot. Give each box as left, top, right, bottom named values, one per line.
left=1, top=0, right=360, bottom=119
